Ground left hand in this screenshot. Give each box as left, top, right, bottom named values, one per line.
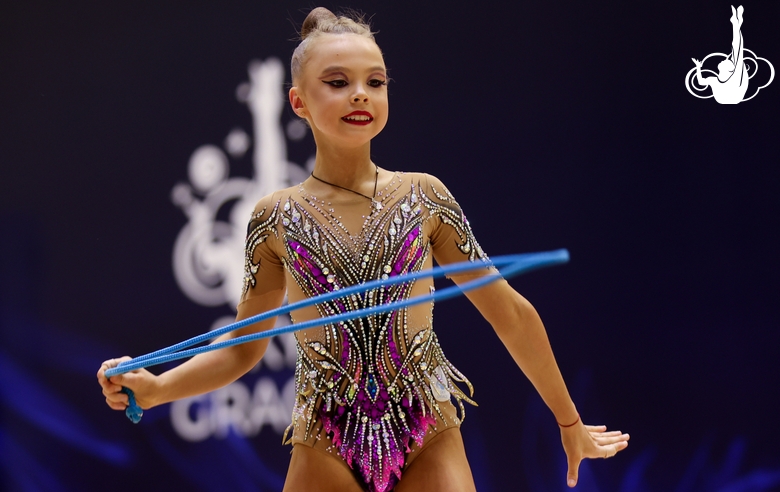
left=560, top=421, right=630, bottom=487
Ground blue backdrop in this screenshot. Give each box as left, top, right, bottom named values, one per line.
left=2, top=1, right=779, bottom=491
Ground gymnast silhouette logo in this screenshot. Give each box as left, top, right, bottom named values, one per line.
left=168, top=58, right=312, bottom=441
left=685, top=5, right=774, bottom=104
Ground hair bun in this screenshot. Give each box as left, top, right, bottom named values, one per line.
left=291, top=7, right=376, bottom=84
left=301, top=7, right=338, bottom=39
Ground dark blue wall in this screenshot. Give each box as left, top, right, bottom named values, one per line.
left=2, top=1, right=779, bottom=490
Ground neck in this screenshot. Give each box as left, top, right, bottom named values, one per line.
left=310, top=139, right=375, bottom=188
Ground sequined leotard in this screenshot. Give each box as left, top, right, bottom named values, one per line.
left=239, top=172, right=491, bottom=492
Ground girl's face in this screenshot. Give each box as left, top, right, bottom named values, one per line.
left=290, top=34, right=388, bottom=149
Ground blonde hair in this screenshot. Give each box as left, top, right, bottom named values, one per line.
left=291, top=7, right=376, bottom=84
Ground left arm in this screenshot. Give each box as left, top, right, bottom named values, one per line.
left=422, top=172, right=629, bottom=486
left=465, top=277, right=576, bottom=422
left=459, top=276, right=630, bottom=487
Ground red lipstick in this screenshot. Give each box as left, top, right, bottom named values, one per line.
left=342, top=111, right=374, bottom=125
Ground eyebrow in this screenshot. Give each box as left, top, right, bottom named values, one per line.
left=320, top=65, right=387, bottom=76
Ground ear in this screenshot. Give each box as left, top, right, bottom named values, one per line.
left=289, top=87, right=306, bottom=118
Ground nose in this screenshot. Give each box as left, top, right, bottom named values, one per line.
left=352, top=85, right=369, bottom=103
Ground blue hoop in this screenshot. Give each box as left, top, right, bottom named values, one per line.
left=106, top=250, right=569, bottom=423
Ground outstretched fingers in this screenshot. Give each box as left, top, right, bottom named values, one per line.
left=561, top=422, right=630, bottom=488
left=588, top=425, right=630, bottom=455
left=584, top=424, right=607, bottom=432
left=601, top=440, right=629, bottom=459
left=592, top=431, right=628, bottom=444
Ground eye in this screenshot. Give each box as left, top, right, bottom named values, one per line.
left=323, top=80, right=347, bottom=88
left=368, top=79, right=387, bottom=88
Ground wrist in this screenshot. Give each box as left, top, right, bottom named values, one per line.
left=150, top=372, right=170, bottom=408
left=557, top=413, right=580, bottom=428
left=553, top=403, right=579, bottom=428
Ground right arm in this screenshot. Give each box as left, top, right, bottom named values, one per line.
left=692, top=59, right=711, bottom=87
left=97, top=287, right=286, bottom=411
left=98, top=195, right=287, bottom=411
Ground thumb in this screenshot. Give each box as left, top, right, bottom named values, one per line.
left=567, top=455, right=580, bottom=488
left=110, top=371, right=137, bottom=390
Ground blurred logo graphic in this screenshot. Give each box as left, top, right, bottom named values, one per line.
left=168, top=58, right=312, bottom=441
left=685, top=5, right=774, bottom=104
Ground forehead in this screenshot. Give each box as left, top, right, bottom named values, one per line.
left=305, top=34, right=385, bottom=74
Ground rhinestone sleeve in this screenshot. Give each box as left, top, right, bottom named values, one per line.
left=240, top=198, right=285, bottom=302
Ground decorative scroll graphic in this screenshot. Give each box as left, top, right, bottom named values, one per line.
left=168, top=58, right=311, bottom=441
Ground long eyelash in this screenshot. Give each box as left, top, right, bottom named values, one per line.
left=322, top=79, right=387, bottom=88
left=323, top=80, right=347, bottom=88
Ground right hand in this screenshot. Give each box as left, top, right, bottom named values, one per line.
left=692, top=58, right=702, bottom=67
left=96, top=357, right=159, bottom=411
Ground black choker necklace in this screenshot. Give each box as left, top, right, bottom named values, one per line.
left=310, top=164, right=382, bottom=211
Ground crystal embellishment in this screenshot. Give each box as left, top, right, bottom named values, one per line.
left=243, top=176, right=486, bottom=492
left=367, top=373, right=378, bottom=399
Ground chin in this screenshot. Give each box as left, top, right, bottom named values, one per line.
left=340, top=128, right=384, bottom=145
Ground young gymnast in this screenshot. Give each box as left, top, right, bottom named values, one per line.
left=97, top=8, right=629, bottom=491
left=692, top=5, right=748, bottom=104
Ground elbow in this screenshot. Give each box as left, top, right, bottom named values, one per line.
left=488, top=290, right=538, bottom=336
left=229, top=338, right=271, bottom=375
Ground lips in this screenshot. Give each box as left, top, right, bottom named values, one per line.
left=342, top=111, right=373, bottom=125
